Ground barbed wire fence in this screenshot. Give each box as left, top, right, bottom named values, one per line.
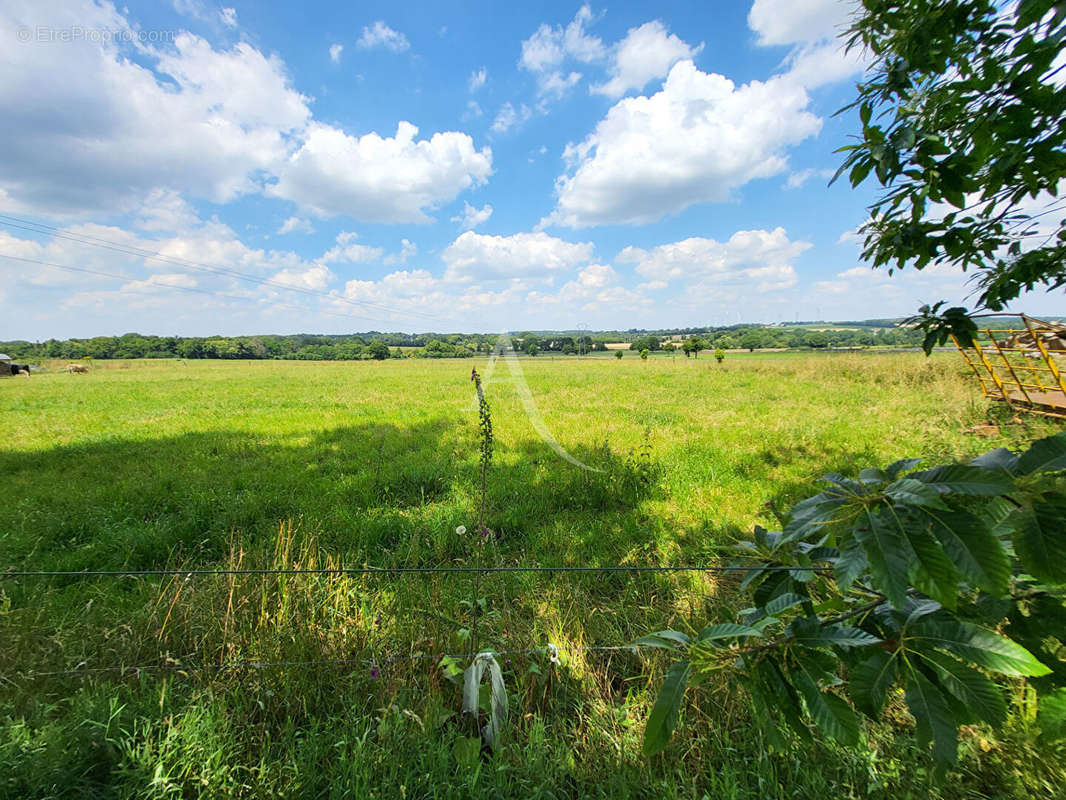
left=0, top=564, right=821, bottom=579
left=0, top=562, right=827, bottom=682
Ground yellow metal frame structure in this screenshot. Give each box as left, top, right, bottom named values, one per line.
left=952, top=314, right=1066, bottom=420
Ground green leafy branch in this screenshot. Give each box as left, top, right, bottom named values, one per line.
left=833, top=0, right=1066, bottom=312
left=904, top=302, right=979, bottom=354
left=641, top=432, right=1066, bottom=769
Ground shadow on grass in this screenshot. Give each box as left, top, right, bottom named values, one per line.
left=0, top=420, right=660, bottom=573
left=756, top=442, right=882, bottom=519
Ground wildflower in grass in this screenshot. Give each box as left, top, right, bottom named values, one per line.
left=470, top=368, right=494, bottom=486
left=369, top=666, right=380, bottom=679
left=456, top=525, right=467, bottom=535
left=469, top=368, right=494, bottom=658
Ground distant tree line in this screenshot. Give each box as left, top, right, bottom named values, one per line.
left=2, top=323, right=945, bottom=363
left=0, top=332, right=493, bottom=361
left=512, top=334, right=604, bottom=356
left=620, top=326, right=930, bottom=355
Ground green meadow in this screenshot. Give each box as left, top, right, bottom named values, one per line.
left=1, top=353, right=1063, bottom=799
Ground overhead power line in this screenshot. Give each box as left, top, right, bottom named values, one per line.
left=0, top=212, right=442, bottom=323
left=0, top=253, right=399, bottom=326
left=11, top=644, right=657, bottom=680
left=1, top=563, right=828, bottom=579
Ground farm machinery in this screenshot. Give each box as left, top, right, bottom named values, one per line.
left=952, top=314, right=1066, bottom=419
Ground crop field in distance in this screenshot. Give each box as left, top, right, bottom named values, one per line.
left=1, top=352, right=1064, bottom=799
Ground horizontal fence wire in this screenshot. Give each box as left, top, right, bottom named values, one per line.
left=3, top=564, right=827, bottom=680
left=9, top=645, right=653, bottom=680
left=0, top=564, right=829, bottom=579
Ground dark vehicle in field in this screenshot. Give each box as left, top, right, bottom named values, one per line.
left=0, top=354, right=30, bottom=376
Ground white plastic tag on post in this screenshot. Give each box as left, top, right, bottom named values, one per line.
left=462, top=652, right=509, bottom=749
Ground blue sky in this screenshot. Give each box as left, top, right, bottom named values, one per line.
left=1, top=0, right=1061, bottom=339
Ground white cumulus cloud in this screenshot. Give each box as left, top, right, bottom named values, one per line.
left=278, top=216, right=315, bottom=234
left=0, top=206, right=338, bottom=313
left=268, top=264, right=333, bottom=291
left=357, top=21, right=410, bottom=52
left=544, top=61, right=822, bottom=228
left=0, top=1, right=497, bottom=229
left=519, top=4, right=605, bottom=97
left=468, top=67, right=487, bottom=92
left=538, top=70, right=582, bottom=99
left=133, top=188, right=200, bottom=232
left=384, top=238, right=418, bottom=265
left=120, top=273, right=199, bottom=292
left=320, top=231, right=383, bottom=264
left=785, top=167, right=834, bottom=189
left=491, top=102, right=533, bottom=134
left=749, top=0, right=865, bottom=91
left=592, top=21, right=702, bottom=98
left=329, top=43, right=343, bottom=63
left=0, top=1, right=311, bottom=216
left=270, top=121, right=493, bottom=222
left=781, top=39, right=867, bottom=90
left=527, top=263, right=651, bottom=314
left=748, top=0, right=854, bottom=46
left=451, top=202, right=494, bottom=230
left=442, top=231, right=594, bottom=282
left=617, top=227, right=809, bottom=292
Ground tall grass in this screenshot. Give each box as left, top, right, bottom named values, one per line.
left=0, top=353, right=1062, bottom=798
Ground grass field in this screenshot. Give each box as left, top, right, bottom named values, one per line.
left=1, top=353, right=1064, bottom=799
